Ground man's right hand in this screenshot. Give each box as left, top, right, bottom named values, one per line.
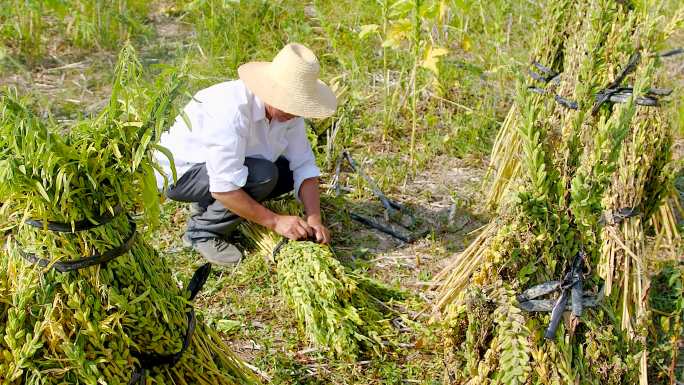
left=273, top=215, right=314, bottom=240
left=210, top=189, right=314, bottom=241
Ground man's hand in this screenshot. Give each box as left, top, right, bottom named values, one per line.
left=299, top=177, right=331, bottom=244
left=274, top=215, right=314, bottom=240
left=307, top=215, right=331, bottom=244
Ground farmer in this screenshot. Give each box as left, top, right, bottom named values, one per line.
left=155, top=43, right=337, bottom=266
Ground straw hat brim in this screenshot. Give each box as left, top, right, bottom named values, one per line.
left=238, top=62, right=337, bottom=119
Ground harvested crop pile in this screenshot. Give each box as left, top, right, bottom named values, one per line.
left=0, top=45, right=258, bottom=384
left=240, top=201, right=404, bottom=360
left=434, top=0, right=683, bottom=384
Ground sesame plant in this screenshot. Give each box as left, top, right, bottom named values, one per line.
left=0, top=44, right=258, bottom=385
left=239, top=200, right=405, bottom=360
left=435, top=1, right=684, bottom=384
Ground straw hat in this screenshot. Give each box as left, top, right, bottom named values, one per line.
left=238, top=43, right=337, bottom=119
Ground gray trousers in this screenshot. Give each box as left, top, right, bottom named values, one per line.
left=166, top=157, right=294, bottom=242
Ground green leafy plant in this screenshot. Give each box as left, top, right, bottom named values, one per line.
left=0, top=44, right=258, bottom=385
left=240, top=200, right=405, bottom=360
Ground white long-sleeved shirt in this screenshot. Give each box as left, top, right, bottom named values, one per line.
left=154, top=80, right=320, bottom=199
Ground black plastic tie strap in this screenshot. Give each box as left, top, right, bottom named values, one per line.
left=19, top=216, right=137, bottom=273
left=530, top=85, right=666, bottom=112
left=594, top=87, right=661, bottom=108
left=129, top=264, right=211, bottom=383
left=599, top=207, right=639, bottom=226
left=333, top=151, right=427, bottom=243
left=554, top=95, right=579, bottom=110
left=517, top=280, right=561, bottom=303
left=608, top=53, right=641, bottom=90
left=647, top=87, right=673, bottom=96
left=187, top=263, right=211, bottom=301
left=25, top=205, right=123, bottom=233
left=532, top=61, right=555, bottom=76
left=518, top=296, right=600, bottom=312
left=659, top=48, right=683, bottom=58
left=341, top=151, right=408, bottom=219
left=128, top=368, right=146, bottom=385
left=528, top=86, right=546, bottom=95
left=544, top=251, right=585, bottom=339
left=530, top=54, right=668, bottom=114
left=350, top=212, right=420, bottom=243
left=133, top=309, right=197, bottom=369
left=271, top=238, right=288, bottom=261
left=528, top=69, right=549, bottom=83
left=528, top=86, right=578, bottom=110
left=592, top=52, right=641, bottom=114
left=529, top=61, right=559, bottom=84
left=517, top=251, right=597, bottom=339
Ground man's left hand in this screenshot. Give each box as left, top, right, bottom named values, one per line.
left=307, top=216, right=331, bottom=244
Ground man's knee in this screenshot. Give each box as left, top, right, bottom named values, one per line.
left=244, top=157, right=279, bottom=200
left=165, top=163, right=213, bottom=205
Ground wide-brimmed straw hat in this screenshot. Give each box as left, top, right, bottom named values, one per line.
left=238, top=43, right=337, bottom=119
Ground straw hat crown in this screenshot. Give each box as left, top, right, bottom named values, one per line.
left=238, top=43, right=337, bottom=119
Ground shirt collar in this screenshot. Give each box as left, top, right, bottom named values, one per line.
left=251, top=91, right=266, bottom=123
left=247, top=84, right=299, bottom=128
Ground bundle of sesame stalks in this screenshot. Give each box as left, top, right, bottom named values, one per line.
left=239, top=200, right=405, bottom=360
left=0, top=45, right=258, bottom=384
left=482, top=0, right=572, bottom=211
left=435, top=1, right=684, bottom=384
left=484, top=2, right=682, bottom=253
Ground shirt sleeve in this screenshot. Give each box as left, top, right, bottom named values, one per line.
left=201, top=105, right=249, bottom=193
left=283, top=118, right=320, bottom=200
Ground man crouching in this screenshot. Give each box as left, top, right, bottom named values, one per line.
left=155, top=43, right=336, bottom=266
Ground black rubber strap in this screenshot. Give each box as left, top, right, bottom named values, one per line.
left=271, top=238, right=289, bottom=261
left=528, top=61, right=559, bottom=83
left=554, top=94, right=579, bottom=110
left=19, top=216, right=137, bottom=273
left=133, top=309, right=197, bottom=369
left=529, top=54, right=668, bottom=113
left=544, top=251, right=585, bottom=339
left=516, top=281, right=562, bottom=303
left=519, top=296, right=600, bottom=312
left=660, top=48, right=683, bottom=58
left=530, top=85, right=664, bottom=111
left=592, top=52, right=641, bottom=114
left=603, top=91, right=659, bottom=106
left=599, top=207, right=639, bottom=226
left=544, top=289, right=570, bottom=339
left=128, top=368, right=146, bottom=385
left=608, top=53, right=641, bottom=90
left=334, top=150, right=424, bottom=243
left=187, top=263, right=211, bottom=301
left=646, top=87, right=673, bottom=96
left=528, top=87, right=578, bottom=110
left=129, top=264, right=211, bottom=382
left=350, top=213, right=425, bottom=243
left=25, top=205, right=123, bottom=233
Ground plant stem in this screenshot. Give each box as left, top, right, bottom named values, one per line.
left=408, top=0, right=422, bottom=169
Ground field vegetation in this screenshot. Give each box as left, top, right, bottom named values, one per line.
left=1, top=0, right=682, bottom=384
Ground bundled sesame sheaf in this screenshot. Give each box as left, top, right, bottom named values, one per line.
left=434, top=1, right=684, bottom=384
left=0, top=45, right=259, bottom=385
left=240, top=200, right=406, bottom=360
